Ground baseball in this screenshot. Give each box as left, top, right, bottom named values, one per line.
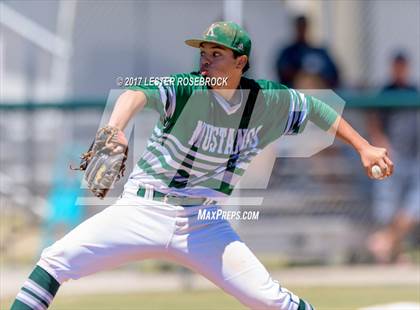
left=371, top=165, right=383, bottom=179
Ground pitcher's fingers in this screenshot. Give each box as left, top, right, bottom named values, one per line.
left=376, top=159, right=388, bottom=180
left=384, top=156, right=394, bottom=176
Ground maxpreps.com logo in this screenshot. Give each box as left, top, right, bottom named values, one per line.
left=198, top=209, right=260, bottom=221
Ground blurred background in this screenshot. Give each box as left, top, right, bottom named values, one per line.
left=1, top=0, right=419, bottom=309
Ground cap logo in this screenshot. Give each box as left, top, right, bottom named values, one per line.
left=205, top=24, right=217, bottom=37
left=237, top=43, right=244, bottom=50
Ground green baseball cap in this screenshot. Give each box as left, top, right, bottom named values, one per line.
left=185, top=21, right=251, bottom=57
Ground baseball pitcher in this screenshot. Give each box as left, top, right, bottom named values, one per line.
left=11, top=22, right=393, bottom=310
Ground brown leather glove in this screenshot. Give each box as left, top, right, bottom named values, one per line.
left=72, top=125, right=128, bottom=199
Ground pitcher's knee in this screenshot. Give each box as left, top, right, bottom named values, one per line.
left=37, top=241, right=85, bottom=284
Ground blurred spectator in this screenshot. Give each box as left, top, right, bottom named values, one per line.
left=366, top=52, right=420, bottom=264
left=275, top=15, right=340, bottom=89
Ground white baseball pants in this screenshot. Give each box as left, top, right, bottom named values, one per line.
left=37, top=191, right=306, bottom=310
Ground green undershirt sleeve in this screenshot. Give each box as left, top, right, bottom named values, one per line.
left=307, top=96, right=339, bottom=131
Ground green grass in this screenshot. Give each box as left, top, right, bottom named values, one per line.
left=295, top=286, right=419, bottom=310
left=2, top=286, right=419, bottom=310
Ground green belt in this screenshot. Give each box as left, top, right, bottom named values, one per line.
left=137, top=187, right=216, bottom=206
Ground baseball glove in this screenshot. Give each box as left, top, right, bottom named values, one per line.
left=71, top=125, right=128, bottom=199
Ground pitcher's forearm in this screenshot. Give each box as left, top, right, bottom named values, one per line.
left=108, top=90, right=147, bottom=131
left=329, top=115, right=393, bottom=178
left=329, top=116, right=370, bottom=151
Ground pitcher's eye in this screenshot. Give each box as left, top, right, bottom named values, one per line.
left=213, top=52, right=221, bottom=57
